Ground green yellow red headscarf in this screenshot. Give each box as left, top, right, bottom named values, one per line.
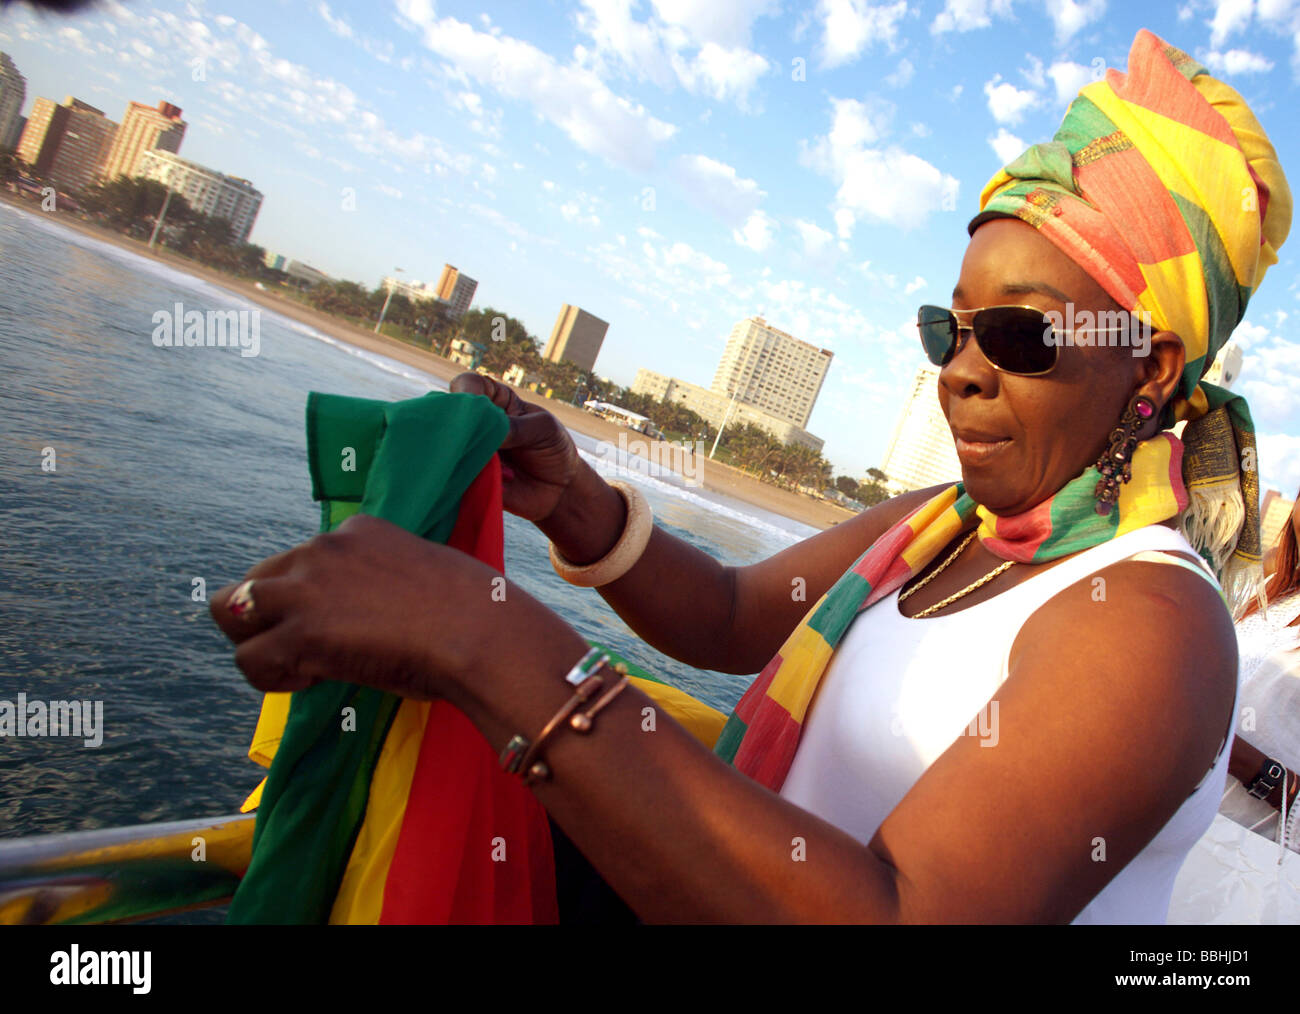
left=972, top=28, right=1292, bottom=608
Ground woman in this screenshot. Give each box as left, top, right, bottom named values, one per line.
left=210, top=31, right=1291, bottom=923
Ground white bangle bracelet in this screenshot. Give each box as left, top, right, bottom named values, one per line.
left=549, top=480, right=652, bottom=587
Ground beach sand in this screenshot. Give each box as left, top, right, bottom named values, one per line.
left=7, top=194, right=858, bottom=531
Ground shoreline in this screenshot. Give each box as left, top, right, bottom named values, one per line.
left=4, top=193, right=858, bottom=531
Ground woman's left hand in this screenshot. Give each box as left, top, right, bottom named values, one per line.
left=209, top=513, right=546, bottom=701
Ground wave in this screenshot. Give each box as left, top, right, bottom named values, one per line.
left=279, top=320, right=450, bottom=391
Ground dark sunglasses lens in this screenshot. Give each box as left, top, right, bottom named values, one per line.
left=917, top=307, right=957, bottom=366
left=975, top=307, right=1057, bottom=374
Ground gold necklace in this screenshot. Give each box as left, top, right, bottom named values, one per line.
left=897, top=530, right=1017, bottom=618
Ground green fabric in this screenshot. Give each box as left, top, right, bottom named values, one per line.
left=227, top=390, right=509, bottom=923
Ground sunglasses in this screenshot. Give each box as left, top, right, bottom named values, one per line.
left=916, top=304, right=1129, bottom=377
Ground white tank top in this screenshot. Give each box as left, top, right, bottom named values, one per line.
left=779, top=524, right=1234, bottom=924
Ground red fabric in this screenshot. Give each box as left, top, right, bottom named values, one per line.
left=379, top=456, right=559, bottom=924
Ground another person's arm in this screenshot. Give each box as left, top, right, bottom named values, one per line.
left=1229, top=736, right=1300, bottom=812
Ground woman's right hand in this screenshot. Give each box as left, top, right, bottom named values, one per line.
left=449, top=373, right=583, bottom=523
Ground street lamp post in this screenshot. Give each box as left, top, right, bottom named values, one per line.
left=147, top=170, right=174, bottom=250
left=374, top=267, right=404, bottom=333
left=709, top=391, right=738, bottom=460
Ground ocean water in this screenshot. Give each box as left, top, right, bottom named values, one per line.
left=0, top=202, right=819, bottom=848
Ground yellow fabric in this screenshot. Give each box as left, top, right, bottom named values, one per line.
left=329, top=699, right=430, bottom=925
left=238, top=692, right=293, bottom=813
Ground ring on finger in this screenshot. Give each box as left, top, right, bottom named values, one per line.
left=229, top=579, right=258, bottom=623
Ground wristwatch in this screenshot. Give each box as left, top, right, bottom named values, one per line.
left=1246, top=756, right=1286, bottom=800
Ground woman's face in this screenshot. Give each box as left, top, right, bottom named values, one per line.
left=939, top=218, right=1148, bottom=515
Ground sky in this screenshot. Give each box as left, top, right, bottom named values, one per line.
left=3, top=0, right=1299, bottom=494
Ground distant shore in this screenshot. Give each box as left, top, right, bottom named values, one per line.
left=4, top=193, right=858, bottom=531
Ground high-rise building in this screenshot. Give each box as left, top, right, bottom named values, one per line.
left=16, top=96, right=117, bottom=193
left=632, top=368, right=824, bottom=452
left=99, top=100, right=185, bottom=182
left=0, top=52, right=25, bottom=151
left=1260, top=489, right=1296, bottom=557
left=711, top=317, right=832, bottom=430
left=15, top=97, right=57, bottom=170
left=879, top=364, right=961, bottom=493
left=1204, top=341, right=1243, bottom=390
left=543, top=304, right=608, bottom=374
left=136, top=149, right=263, bottom=243
left=433, top=264, right=477, bottom=318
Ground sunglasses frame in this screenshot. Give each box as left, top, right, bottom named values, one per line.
left=916, top=304, right=1133, bottom=378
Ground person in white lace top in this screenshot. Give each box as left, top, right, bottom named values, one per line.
left=1223, top=493, right=1300, bottom=850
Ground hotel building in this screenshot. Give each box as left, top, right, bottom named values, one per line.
left=136, top=149, right=263, bottom=243
left=543, top=304, right=609, bottom=374
left=712, top=317, right=833, bottom=430
left=16, top=96, right=117, bottom=193
left=99, top=99, right=185, bottom=182
left=0, top=52, right=25, bottom=151
left=433, top=264, right=477, bottom=318
left=879, top=364, right=962, bottom=492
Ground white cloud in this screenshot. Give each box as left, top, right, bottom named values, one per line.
left=650, top=0, right=780, bottom=47
left=1256, top=432, right=1300, bottom=499
left=1044, top=0, right=1106, bottom=45
left=1209, top=0, right=1255, bottom=47
left=575, top=0, right=773, bottom=107
left=676, top=154, right=766, bottom=226
left=734, top=209, right=777, bottom=251
left=796, top=218, right=835, bottom=257
left=834, top=147, right=961, bottom=231
left=904, top=275, right=927, bottom=295
left=834, top=207, right=855, bottom=238
left=318, top=2, right=354, bottom=39
left=802, top=96, right=891, bottom=173
left=931, top=0, right=1015, bottom=34
left=886, top=57, right=915, bottom=87
left=1047, top=59, right=1096, bottom=103
left=989, top=127, right=1027, bottom=163
left=803, top=97, right=959, bottom=231
left=397, top=0, right=677, bottom=171
left=1204, top=48, right=1276, bottom=74
left=817, top=0, right=909, bottom=68
left=671, top=42, right=770, bottom=106
left=56, top=26, right=95, bottom=54
left=374, top=182, right=403, bottom=198
left=1021, top=54, right=1046, bottom=89
left=984, top=74, right=1038, bottom=124
left=560, top=200, right=601, bottom=228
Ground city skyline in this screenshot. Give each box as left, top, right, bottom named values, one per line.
left=3, top=1, right=1299, bottom=491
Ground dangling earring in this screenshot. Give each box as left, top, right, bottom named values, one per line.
left=1094, top=394, right=1156, bottom=515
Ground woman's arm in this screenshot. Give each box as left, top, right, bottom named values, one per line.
left=541, top=463, right=946, bottom=674
left=214, top=516, right=1238, bottom=923
left=452, top=369, right=947, bottom=675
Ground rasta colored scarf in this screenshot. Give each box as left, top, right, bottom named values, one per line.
left=715, top=432, right=1190, bottom=792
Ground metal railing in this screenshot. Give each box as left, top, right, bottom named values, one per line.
left=0, top=813, right=254, bottom=925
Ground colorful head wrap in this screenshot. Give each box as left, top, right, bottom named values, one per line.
left=971, top=28, right=1292, bottom=607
